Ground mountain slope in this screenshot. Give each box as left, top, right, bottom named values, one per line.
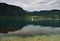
left=0, top=3, right=25, bottom=16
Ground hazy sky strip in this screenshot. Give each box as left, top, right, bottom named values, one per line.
left=0, top=0, right=60, bottom=11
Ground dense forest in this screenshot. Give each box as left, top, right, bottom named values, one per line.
left=0, top=3, right=60, bottom=33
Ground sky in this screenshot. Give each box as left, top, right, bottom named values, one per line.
left=0, top=0, right=60, bottom=11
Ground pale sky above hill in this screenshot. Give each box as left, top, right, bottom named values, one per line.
left=0, top=0, right=60, bottom=11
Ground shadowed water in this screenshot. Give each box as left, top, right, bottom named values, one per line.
left=0, top=25, right=60, bottom=36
